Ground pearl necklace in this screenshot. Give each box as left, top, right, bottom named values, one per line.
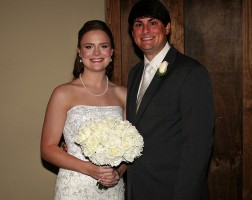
left=79, top=74, right=108, bottom=97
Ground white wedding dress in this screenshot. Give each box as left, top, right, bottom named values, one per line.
left=54, top=105, right=125, bottom=200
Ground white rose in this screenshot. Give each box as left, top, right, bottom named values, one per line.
left=158, top=61, right=168, bottom=74
left=133, top=134, right=144, bottom=147
left=76, top=128, right=92, bottom=144
left=85, top=135, right=100, bottom=152
left=123, top=151, right=136, bottom=162
left=93, top=147, right=108, bottom=165
left=122, top=136, right=135, bottom=150
left=116, top=120, right=128, bottom=133
left=105, top=131, right=122, bottom=147
left=107, top=147, right=124, bottom=158
left=99, top=131, right=109, bottom=144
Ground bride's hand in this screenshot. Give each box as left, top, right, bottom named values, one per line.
left=83, top=162, right=120, bottom=188
left=61, top=143, right=68, bottom=152
left=99, top=168, right=120, bottom=188
left=85, top=163, right=113, bottom=181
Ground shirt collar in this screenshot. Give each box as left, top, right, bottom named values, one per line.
left=144, top=42, right=170, bottom=71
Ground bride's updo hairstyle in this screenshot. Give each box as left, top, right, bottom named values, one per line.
left=73, top=20, right=115, bottom=79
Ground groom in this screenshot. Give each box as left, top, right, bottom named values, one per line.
left=126, top=1, right=215, bottom=200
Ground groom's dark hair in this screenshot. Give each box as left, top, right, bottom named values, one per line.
left=128, top=0, right=171, bottom=29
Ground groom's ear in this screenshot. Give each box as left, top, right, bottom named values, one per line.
left=165, top=23, right=171, bottom=35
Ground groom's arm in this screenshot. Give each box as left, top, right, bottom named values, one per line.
left=173, top=64, right=215, bottom=200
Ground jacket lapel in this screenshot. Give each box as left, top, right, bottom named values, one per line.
left=134, top=45, right=178, bottom=125
left=127, top=62, right=144, bottom=123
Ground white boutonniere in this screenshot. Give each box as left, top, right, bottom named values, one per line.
left=157, top=61, right=169, bottom=77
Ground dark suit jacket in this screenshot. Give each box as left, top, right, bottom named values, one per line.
left=126, top=46, right=215, bottom=200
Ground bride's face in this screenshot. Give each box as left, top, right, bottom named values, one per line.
left=78, top=30, right=114, bottom=72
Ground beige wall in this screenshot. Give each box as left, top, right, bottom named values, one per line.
left=0, top=1, right=105, bottom=199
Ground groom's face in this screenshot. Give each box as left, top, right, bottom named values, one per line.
left=132, top=17, right=170, bottom=60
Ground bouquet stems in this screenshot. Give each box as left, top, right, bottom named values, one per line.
left=96, top=182, right=108, bottom=191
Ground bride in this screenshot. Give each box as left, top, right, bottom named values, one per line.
left=40, top=20, right=127, bottom=200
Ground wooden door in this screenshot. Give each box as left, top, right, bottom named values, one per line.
left=184, top=0, right=243, bottom=199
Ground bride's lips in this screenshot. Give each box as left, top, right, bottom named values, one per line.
left=90, top=58, right=104, bottom=62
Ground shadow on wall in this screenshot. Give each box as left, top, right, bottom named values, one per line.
left=41, top=159, right=59, bottom=175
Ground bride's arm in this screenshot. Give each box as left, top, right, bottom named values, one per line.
left=40, top=85, right=113, bottom=181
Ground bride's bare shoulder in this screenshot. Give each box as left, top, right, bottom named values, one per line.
left=50, top=79, right=80, bottom=100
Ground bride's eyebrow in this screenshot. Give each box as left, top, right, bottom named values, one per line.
left=81, top=42, right=110, bottom=46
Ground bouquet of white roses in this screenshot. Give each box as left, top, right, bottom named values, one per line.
left=75, top=117, right=144, bottom=190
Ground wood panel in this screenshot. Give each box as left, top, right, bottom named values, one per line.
left=120, top=0, right=140, bottom=86
left=243, top=0, right=252, bottom=199
left=105, top=0, right=122, bottom=84
left=161, top=0, right=184, bottom=53
left=184, top=0, right=243, bottom=199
